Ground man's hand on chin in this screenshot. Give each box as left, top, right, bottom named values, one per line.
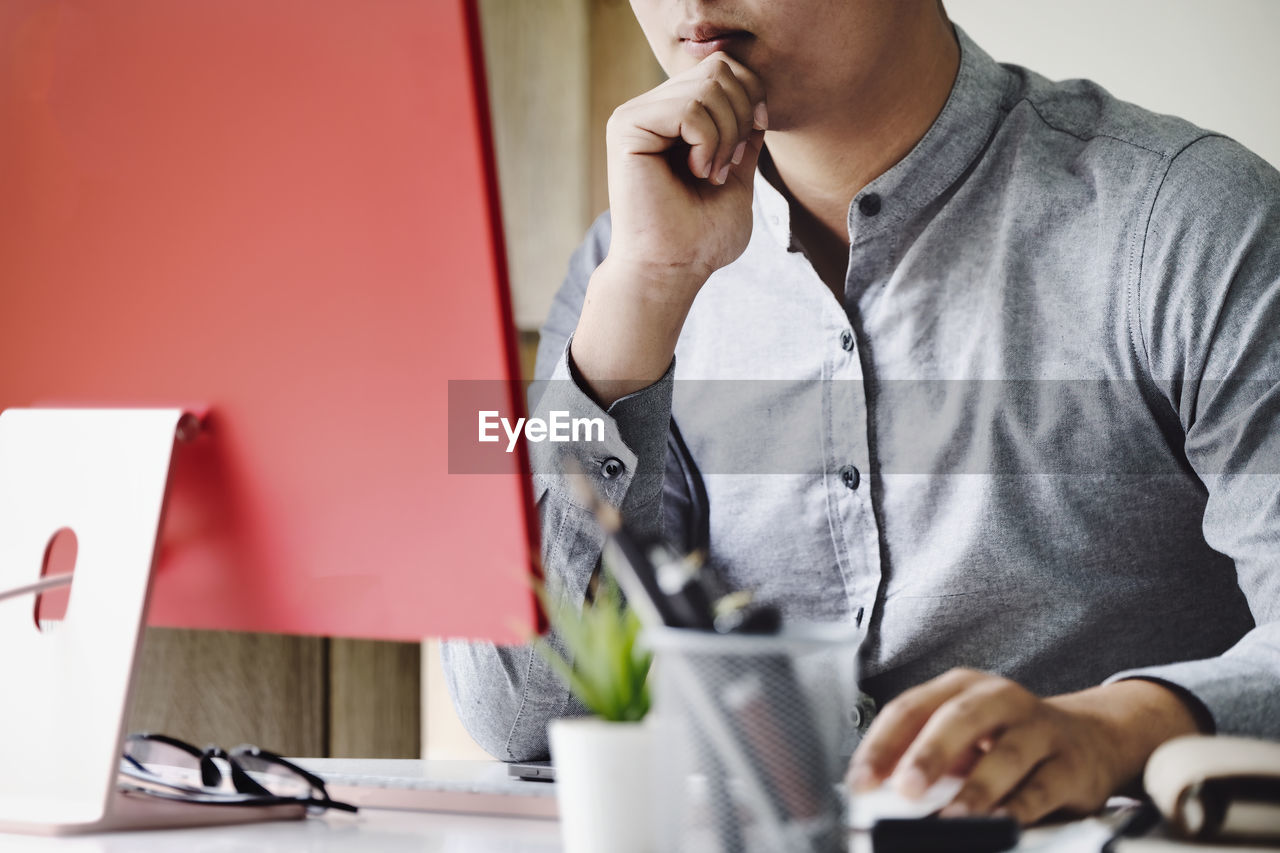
left=846, top=669, right=1206, bottom=825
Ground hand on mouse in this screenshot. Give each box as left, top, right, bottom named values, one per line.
left=846, top=668, right=1204, bottom=825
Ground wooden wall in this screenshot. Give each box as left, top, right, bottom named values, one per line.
left=124, top=0, right=659, bottom=760
left=482, top=0, right=662, bottom=328
left=128, top=631, right=420, bottom=758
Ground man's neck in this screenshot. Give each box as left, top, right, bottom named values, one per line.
left=764, top=14, right=961, bottom=249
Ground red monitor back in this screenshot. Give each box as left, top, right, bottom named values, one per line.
left=0, top=0, right=538, bottom=643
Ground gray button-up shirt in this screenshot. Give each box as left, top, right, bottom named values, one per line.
left=443, top=26, right=1280, bottom=762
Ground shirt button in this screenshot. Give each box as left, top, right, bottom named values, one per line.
left=600, top=458, right=625, bottom=479
left=840, top=329, right=855, bottom=352
left=839, top=464, right=860, bottom=491
left=858, top=193, right=882, bottom=217
left=854, top=694, right=878, bottom=731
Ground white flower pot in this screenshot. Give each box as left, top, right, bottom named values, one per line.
left=548, top=717, right=654, bottom=853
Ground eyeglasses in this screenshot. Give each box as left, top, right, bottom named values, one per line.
left=118, top=732, right=357, bottom=814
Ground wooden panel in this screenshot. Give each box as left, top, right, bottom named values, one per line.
left=328, top=639, right=421, bottom=758
left=476, top=0, right=661, bottom=329
left=127, top=627, right=327, bottom=757
left=517, top=329, right=540, bottom=382
left=478, top=0, right=591, bottom=330
left=588, top=0, right=666, bottom=217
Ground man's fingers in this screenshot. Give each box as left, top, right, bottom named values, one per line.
left=895, top=677, right=1037, bottom=794
left=610, top=50, right=766, bottom=185
left=849, top=674, right=1133, bottom=823
left=609, top=96, right=722, bottom=176
left=939, top=721, right=1053, bottom=815
left=611, top=90, right=756, bottom=185
left=654, top=51, right=765, bottom=124
left=945, top=740, right=989, bottom=779
left=678, top=57, right=759, bottom=182
left=704, top=57, right=756, bottom=157
left=997, top=757, right=1079, bottom=825
left=677, top=99, right=725, bottom=181
left=690, top=78, right=747, bottom=184
left=706, top=58, right=752, bottom=142
left=849, top=668, right=987, bottom=788
left=726, top=127, right=766, bottom=188
left=701, top=50, right=766, bottom=111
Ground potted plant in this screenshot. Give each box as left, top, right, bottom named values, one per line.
left=537, top=570, right=654, bottom=853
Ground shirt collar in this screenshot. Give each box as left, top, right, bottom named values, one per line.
left=754, top=24, right=1014, bottom=249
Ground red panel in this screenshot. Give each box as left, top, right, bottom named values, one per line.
left=0, top=0, right=538, bottom=642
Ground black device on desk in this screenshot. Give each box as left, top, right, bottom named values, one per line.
left=870, top=816, right=1020, bottom=853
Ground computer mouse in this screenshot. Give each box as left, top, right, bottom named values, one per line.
left=848, top=775, right=964, bottom=830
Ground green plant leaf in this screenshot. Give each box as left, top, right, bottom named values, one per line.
left=531, top=565, right=651, bottom=722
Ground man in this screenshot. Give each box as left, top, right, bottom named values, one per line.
left=444, top=0, right=1280, bottom=824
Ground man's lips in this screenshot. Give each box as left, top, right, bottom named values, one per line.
left=679, top=26, right=750, bottom=60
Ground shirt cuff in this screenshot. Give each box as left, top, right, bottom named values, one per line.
left=1103, top=673, right=1216, bottom=734
left=1104, top=657, right=1271, bottom=737
left=528, top=337, right=674, bottom=517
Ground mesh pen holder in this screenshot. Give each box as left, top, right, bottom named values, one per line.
left=646, top=623, right=861, bottom=853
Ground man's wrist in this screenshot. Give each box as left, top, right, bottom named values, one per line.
left=570, top=256, right=701, bottom=406
left=592, top=252, right=712, bottom=301
left=1052, top=679, right=1203, bottom=789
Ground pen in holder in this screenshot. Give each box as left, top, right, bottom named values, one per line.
left=646, top=624, right=859, bottom=853
left=562, top=460, right=858, bottom=852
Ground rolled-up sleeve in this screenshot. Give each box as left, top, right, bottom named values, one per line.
left=440, top=212, right=678, bottom=761
left=1108, top=135, right=1280, bottom=737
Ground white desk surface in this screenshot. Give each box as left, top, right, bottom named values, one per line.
left=0, top=759, right=1160, bottom=853
left=0, top=809, right=563, bottom=852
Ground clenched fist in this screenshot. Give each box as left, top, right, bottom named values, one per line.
left=604, top=51, right=767, bottom=283
left=571, top=53, right=767, bottom=405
